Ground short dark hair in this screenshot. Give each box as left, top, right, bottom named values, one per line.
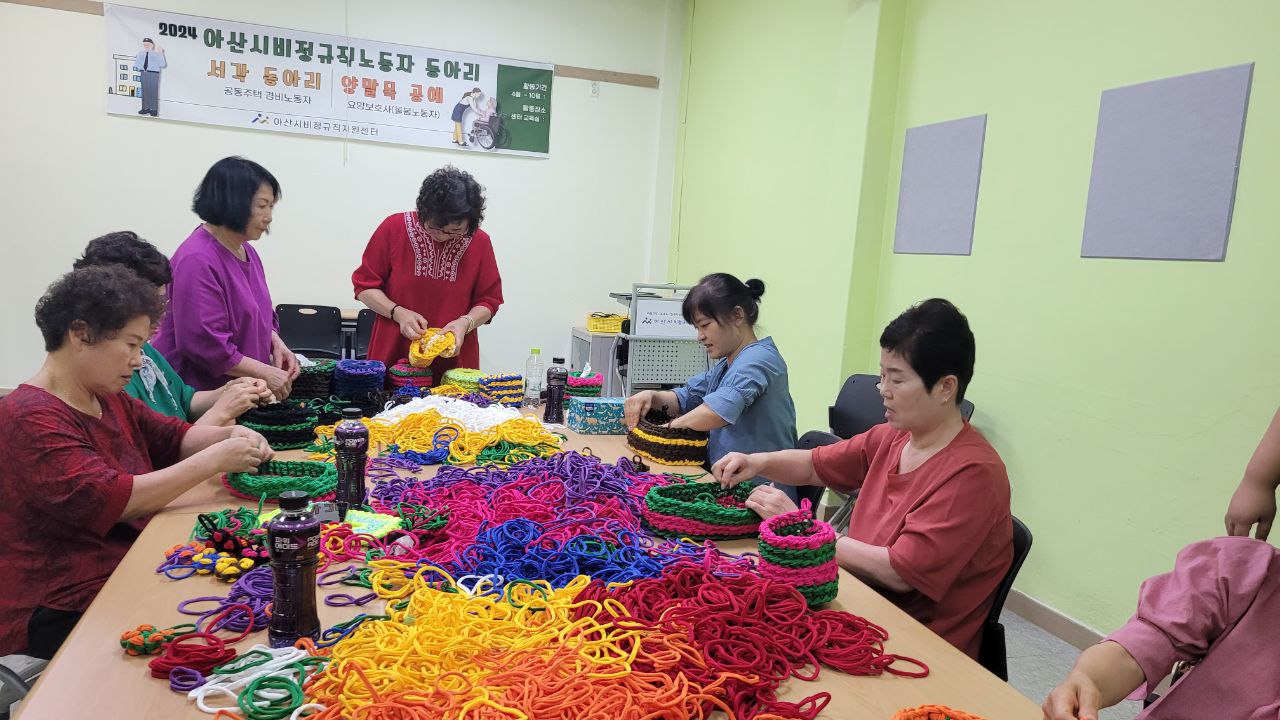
left=192, top=156, right=281, bottom=233
left=34, top=266, right=167, bottom=352
left=142, top=37, right=154, bottom=43
left=681, top=273, right=766, bottom=326
left=73, top=231, right=172, bottom=287
left=879, top=298, right=975, bottom=403
left=416, top=166, right=485, bottom=234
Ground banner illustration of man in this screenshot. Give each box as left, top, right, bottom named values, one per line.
left=133, top=38, right=166, bottom=116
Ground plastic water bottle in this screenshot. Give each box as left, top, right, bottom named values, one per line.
left=524, top=348, right=544, bottom=407
left=543, top=357, right=568, bottom=423
left=334, top=407, right=368, bottom=521
left=267, top=490, right=321, bottom=648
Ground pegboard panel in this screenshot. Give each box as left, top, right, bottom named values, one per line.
left=628, top=339, right=709, bottom=384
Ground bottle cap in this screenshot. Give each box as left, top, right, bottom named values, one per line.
left=342, top=407, right=362, bottom=419
left=553, top=357, right=565, bottom=364
left=279, top=490, right=310, bottom=512
left=530, top=348, right=541, bottom=355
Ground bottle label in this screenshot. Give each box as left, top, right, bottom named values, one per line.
left=273, top=535, right=320, bottom=551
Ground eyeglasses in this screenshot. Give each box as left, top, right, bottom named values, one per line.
left=424, top=223, right=470, bottom=240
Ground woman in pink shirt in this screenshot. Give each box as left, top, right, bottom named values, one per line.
left=1043, top=537, right=1279, bottom=720
left=1046, top=408, right=1280, bottom=720
left=714, top=299, right=1012, bottom=659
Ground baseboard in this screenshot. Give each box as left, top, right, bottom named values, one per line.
left=1005, top=589, right=1105, bottom=650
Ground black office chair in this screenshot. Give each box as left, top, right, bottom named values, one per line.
left=829, top=374, right=889, bottom=439
left=979, top=516, right=1033, bottom=681
left=818, top=374, right=975, bottom=531
left=354, top=309, right=375, bottom=359
left=275, top=304, right=343, bottom=359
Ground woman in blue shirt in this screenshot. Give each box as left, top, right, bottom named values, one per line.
left=624, top=273, right=800, bottom=500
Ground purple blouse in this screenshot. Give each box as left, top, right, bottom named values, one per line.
left=152, top=225, right=278, bottom=391
left=1107, top=536, right=1279, bottom=719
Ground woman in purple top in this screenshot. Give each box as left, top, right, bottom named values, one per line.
left=153, top=157, right=299, bottom=398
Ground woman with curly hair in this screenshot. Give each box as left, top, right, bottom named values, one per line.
left=74, top=231, right=272, bottom=424
left=0, top=265, right=271, bottom=659
left=352, top=165, right=504, bottom=372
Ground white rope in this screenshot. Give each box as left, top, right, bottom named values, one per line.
left=372, top=395, right=526, bottom=432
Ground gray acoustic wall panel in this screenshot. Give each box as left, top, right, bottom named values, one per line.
left=893, top=114, right=987, bottom=256
left=1081, top=63, right=1253, bottom=261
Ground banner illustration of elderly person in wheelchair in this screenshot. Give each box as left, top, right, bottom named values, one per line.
left=451, top=88, right=507, bottom=150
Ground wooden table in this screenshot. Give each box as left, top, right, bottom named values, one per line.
left=16, top=433, right=1040, bottom=719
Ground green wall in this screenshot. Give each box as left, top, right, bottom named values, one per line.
left=672, top=0, right=896, bottom=431
left=674, top=0, right=1280, bottom=632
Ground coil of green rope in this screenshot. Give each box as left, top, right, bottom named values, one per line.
left=225, top=460, right=337, bottom=501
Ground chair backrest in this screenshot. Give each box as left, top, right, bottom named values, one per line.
left=828, top=374, right=885, bottom=439
left=354, top=309, right=376, bottom=359
left=828, top=373, right=974, bottom=438
left=979, top=515, right=1033, bottom=680
left=276, top=304, right=343, bottom=359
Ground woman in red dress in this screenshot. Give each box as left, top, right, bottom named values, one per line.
left=352, top=166, right=504, bottom=375
left=0, top=266, right=271, bottom=659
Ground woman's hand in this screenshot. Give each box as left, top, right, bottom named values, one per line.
left=438, top=317, right=471, bottom=358
left=200, top=435, right=267, bottom=474
left=712, top=452, right=763, bottom=488
left=231, top=377, right=274, bottom=405
left=624, top=390, right=657, bottom=429
left=744, top=484, right=797, bottom=520
left=230, top=425, right=274, bottom=463
left=261, top=366, right=292, bottom=400
left=205, top=378, right=270, bottom=425
left=396, top=307, right=430, bottom=341
left=1042, top=670, right=1103, bottom=720
left=270, top=333, right=299, bottom=380
left=1225, top=478, right=1277, bottom=540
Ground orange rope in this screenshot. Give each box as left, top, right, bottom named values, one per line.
left=892, top=706, right=990, bottom=720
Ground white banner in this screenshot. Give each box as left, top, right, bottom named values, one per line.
left=104, top=4, right=553, bottom=155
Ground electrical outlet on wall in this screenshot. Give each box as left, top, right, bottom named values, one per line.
left=590, top=81, right=600, bottom=98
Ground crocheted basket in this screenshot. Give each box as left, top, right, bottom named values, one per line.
left=409, top=330, right=455, bottom=368
left=442, top=368, right=485, bottom=394
left=758, top=500, right=838, bottom=607
left=563, top=371, right=603, bottom=408
left=334, top=359, right=386, bottom=398
left=224, top=460, right=337, bottom=502
left=642, top=481, right=760, bottom=540
left=478, top=373, right=524, bottom=408
left=566, top=371, right=604, bottom=389
left=627, top=414, right=709, bottom=467
left=389, top=359, right=435, bottom=390
left=292, top=359, right=336, bottom=401
left=237, top=401, right=320, bottom=450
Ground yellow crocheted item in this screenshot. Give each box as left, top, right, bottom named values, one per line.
left=409, top=330, right=455, bottom=368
